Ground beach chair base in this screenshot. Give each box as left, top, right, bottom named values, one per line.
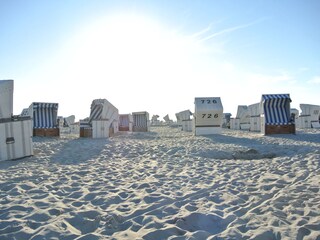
left=33, top=128, right=60, bottom=137
left=0, top=118, right=33, bottom=161
left=195, top=126, right=222, bottom=135
left=80, top=128, right=92, bottom=138
left=119, top=126, right=130, bottom=131
left=264, top=124, right=295, bottom=135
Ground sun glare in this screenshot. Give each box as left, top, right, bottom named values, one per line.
left=61, top=13, right=194, bottom=84
left=55, top=13, right=224, bottom=118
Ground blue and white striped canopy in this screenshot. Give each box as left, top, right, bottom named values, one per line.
left=89, top=99, right=115, bottom=122
left=261, top=94, right=291, bottom=125
left=32, top=102, right=58, bottom=128
left=89, top=103, right=103, bottom=122
left=33, top=102, right=58, bottom=110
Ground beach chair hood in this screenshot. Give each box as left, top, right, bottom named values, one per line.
left=260, top=94, right=292, bottom=125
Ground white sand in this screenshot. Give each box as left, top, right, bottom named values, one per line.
left=0, top=126, right=319, bottom=240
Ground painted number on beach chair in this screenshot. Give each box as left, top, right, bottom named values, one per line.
left=202, top=114, right=218, bottom=118
left=201, top=99, right=218, bottom=104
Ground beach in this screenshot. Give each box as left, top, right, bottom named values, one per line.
left=0, top=126, right=319, bottom=240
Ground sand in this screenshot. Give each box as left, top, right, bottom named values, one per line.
left=0, top=126, right=319, bottom=240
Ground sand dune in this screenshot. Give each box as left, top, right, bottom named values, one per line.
left=0, top=126, right=319, bottom=239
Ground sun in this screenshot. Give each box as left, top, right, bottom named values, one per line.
left=61, top=13, right=188, bottom=81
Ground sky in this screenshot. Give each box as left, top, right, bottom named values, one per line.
left=1, top=0, right=319, bottom=121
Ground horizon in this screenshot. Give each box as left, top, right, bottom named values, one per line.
left=1, top=0, right=319, bottom=121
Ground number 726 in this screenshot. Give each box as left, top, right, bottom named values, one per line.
left=201, top=99, right=217, bottom=104
left=202, top=113, right=219, bottom=118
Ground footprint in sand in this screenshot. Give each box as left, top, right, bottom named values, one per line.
left=174, top=212, right=236, bottom=235
left=65, top=210, right=102, bottom=234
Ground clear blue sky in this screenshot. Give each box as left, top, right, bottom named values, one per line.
left=1, top=0, right=319, bottom=121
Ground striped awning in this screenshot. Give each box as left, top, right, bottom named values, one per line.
left=33, top=102, right=58, bottom=109
left=89, top=99, right=118, bottom=123
left=32, top=102, right=59, bottom=128
left=89, top=103, right=103, bottom=122
left=261, top=94, right=291, bottom=125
